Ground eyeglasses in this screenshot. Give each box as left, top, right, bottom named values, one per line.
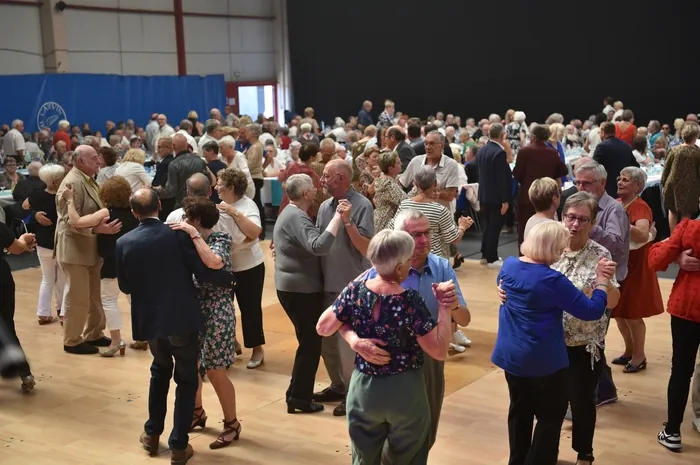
left=616, top=176, right=633, bottom=183
left=563, top=214, right=591, bottom=224
left=408, top=230, right=431, bottom=239
left=573, top=180, right=596, bottom=188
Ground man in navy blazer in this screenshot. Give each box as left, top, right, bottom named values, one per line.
left=475, top=124, right=512, bottom=267
left=593, top=122, right=639, bottom=197
left=116, top=188, right=234, bottom=464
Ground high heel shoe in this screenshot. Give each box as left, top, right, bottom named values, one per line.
left=452, top=254, right=465, bottom=269
left=287, top=398, right=324, bottom=414
left=189, top=406, right=207, bottom=432
left=100, top=340, right=126, bottom=357
left=209, top=418, right=241, bottom=449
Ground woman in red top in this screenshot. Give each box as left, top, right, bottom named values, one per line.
left=615, top=109, right=637, bottom=145
left=648, top=218, right=700, bottom=452
left=277, top=141, right=322, bottom=219
left=611, top=167, right=664, bottom=373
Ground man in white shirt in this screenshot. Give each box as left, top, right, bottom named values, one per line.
left=174, top=119, right=197, bottom=153
left=218, top=135, right=255, bottom=199
left=3, top=119, right=26, bottom=164
left=197, top=119, right=222, bottom=155
left=153, top=114, right=175, bottom=154
left=165, top=173, right=235, bottom=233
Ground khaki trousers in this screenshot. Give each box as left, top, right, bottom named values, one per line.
left=320, top=292, right=355, bottom=393
left=60, top=262, right=106, bottom=347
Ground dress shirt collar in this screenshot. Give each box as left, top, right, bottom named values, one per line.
left=422, top=154, right=446, bottom=168
left=489, top=140, right=505, bottom=150
left=597, top=192, right=614, bottom=211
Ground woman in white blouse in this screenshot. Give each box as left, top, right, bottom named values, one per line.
left=215, top=167, right=266, bottom=369
left=114, top=148, right=151, bottom=192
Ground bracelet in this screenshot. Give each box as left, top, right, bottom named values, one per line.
left=191, top=232, right=202, bottom=240
left=595, top=283, right=608, bottom=288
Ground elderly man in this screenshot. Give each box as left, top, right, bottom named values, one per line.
left=153, top=114, right=175, bottom=153
left=2, top=120, right=26, bottom=165
left=175, top=119, right=197, bottom=153
left=154, top=134, right=213, bottom=209
left=197, top=119, right=222, bottom=155
left=218, top=136, right=255, bottom=199
left=55, top=146, right=121, bottom=354
left=339, top=208, right=470, bottom=463
left=573, top=160, right=629, bottom=406
left=358, top=100, right=373, bottom=129
left=313, top=159, right=374, bottom=416
left=310, top=138, right=339, bottom=205
left=53, top=119, right=71, bottom=147
left=385, top=125, right=416, bottom=172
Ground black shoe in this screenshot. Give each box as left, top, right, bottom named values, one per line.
left=333, top=400, right=346, bottom=417
left=312, top=386, right=345, bottom=403
left=64, top=343, right=99, bottom=355
left=452, top=254, right=465, bottom=269
left=86, top=337, right=112, bottom=347
left=287, top=398, right=324, bottom=414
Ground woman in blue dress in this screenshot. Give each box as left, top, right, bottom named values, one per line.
left=170, top=196, right=241, bottom=450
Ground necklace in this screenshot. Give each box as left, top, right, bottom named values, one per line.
left=622, top=196, right=638, bottom=210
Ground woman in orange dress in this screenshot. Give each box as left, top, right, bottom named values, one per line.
left=615, top=109, right=637, bottom=145
left=611, top=167, right=664, bottom=373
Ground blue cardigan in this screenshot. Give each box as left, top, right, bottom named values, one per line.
left=491, top=257, right=608, bottom=378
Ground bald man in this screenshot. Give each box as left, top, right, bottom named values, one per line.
left=313, top=159, right=374, bottom=416
left=153, top=134, right=212, bottom=208
left=56, top=145, right=122, bottom=354
left=153, top=114, right=175, bottom=153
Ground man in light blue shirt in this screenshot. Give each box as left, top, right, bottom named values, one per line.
left=339, top=208, right=470, bottom=463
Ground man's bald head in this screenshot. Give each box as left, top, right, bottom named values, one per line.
left=172, top=133, right=188, bottom=153
left=129, top=188, right=160, bottom=219
left=186, top=173, right=211, bottom=197
left=327, top=159, right=352, bottom=179
left=73, top=144, right=100, bottom=176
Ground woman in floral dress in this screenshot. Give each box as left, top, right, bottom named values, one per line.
left=370, top=151, right=407, bottom=231
left=170, top=196, right=242, bottom=450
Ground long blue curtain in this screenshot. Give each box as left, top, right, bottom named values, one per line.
left=0, top=74, right=226, bottom=133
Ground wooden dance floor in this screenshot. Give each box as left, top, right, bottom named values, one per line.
left=2, top=246, right=699, bottom=464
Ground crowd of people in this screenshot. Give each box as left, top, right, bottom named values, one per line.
left=0, top=96, right=699, bottom=465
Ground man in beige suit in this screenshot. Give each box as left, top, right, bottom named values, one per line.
left=55, top=146, right=121, bottom=354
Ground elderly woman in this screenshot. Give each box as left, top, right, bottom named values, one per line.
left=649, top=218, right=700, bottom=452
left=0, top=157, right=24, bottom=190
left=661, top=122, right=700, bottom=231
left=615, top=110, right=637, bottom=145
left=552, top=192, right=621, bottom=465
left=278, top=142, right=323, bottom=217
left=273, top=174, right=344, bottom=413
left=370, top=151, right=407, bottom=231
left=61, top=175, right=140, bottom=357
left=169, top=196, right=241, bottom=449
left=22, top=164, right=66, bottom=324
left=547, top=123, right=568, bottom=168
left=215, top=168, right=266, bottom=368
left=493, top=220, right=614, bottom=465
left=390, top=166, right=471, bottom=258
left=611, top=167, right=664, bottom=373
left=506, top=111, right=529, bottom=154
left=96, top=147, right=118, bottom=185
left=565, top=124, right=583, bottom=148
left=522, top=177, right=560, bottom=241
left=244, top=123, right=267, bottom=239
left=316, top=229, right=454, bottom=464
left=631, top=136, right=654, bottom=166
left=357, top=145, right=381, bottom=198
left=115, top=148, right=151, bottom=192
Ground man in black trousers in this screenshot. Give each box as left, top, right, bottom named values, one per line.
left=475, top=123, right=512, bottom=268
left=115, top=188, right=234, bottom=464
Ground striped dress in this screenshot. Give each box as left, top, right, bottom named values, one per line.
left=387, top=199, right=459, bottom=258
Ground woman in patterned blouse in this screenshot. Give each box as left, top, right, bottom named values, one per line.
left=357, top=145, right=381, bottom=199
left=370, top=151, right=408, bottom=231
left=552, top=192, right=620, bottom=465
left=317, top=230, right=454, bottom=464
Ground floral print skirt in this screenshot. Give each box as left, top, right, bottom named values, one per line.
left=199, top=292, right=237, bottom=371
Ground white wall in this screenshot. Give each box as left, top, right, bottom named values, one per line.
left=0, top=2, right=44, bottom=75
left=182, top=0, right=275, bottom=81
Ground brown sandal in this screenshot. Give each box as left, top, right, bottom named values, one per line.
left=37, top=316, right=57, bottom=325
left=209, top=419, right=241, bottom=449
left=189, top=406, right=207, bottom=432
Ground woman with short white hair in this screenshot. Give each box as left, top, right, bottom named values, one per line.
left=316, top=229, right=454, bottom=464
left=506, top=111, right=529, bottom=153
left=274, top=174, right=344, bottom=413
left=23, top=164, right=67, bottom=324
left=114, top=148, right=151, bottom=192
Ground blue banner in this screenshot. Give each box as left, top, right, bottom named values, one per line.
left=0, top=74, right=226, bottom=133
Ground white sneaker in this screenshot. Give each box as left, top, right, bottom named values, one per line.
left=658, top=426, right=682, bottom=452
left=692, top=417, right=700, bottom=433
left=448, top=342, right=466, bottom=354
left=453, top=330, right=472, bottom=347
left=487, top=259, right=504, bottom=269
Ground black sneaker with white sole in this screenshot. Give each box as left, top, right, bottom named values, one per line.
left=657, top=426, right=682, bottom=452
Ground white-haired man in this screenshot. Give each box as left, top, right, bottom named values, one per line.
left=53, top=119, right=71, bottom=148
left=174, top=119, right=197, bottom=153
left=218, top=136, right=255, bottom=199
left=56, top=146, right=121, bottom=354
left=197, top=119, right=222, bottom=155
left=339, top=209, right=470, bottom=463
left=2, top=119, right=26, bottom=164
left=153, top=114, right=175, bottom=153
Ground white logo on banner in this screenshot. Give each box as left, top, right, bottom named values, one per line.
left=37, top=102, right=67, bottom=130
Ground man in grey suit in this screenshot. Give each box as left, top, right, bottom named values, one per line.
left=385, top=125, right=417, bottom=172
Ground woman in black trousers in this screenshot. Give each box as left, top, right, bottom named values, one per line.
left=272, top=174, right=343, bottom=413
left=0, top=223, right=37, bottom=392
